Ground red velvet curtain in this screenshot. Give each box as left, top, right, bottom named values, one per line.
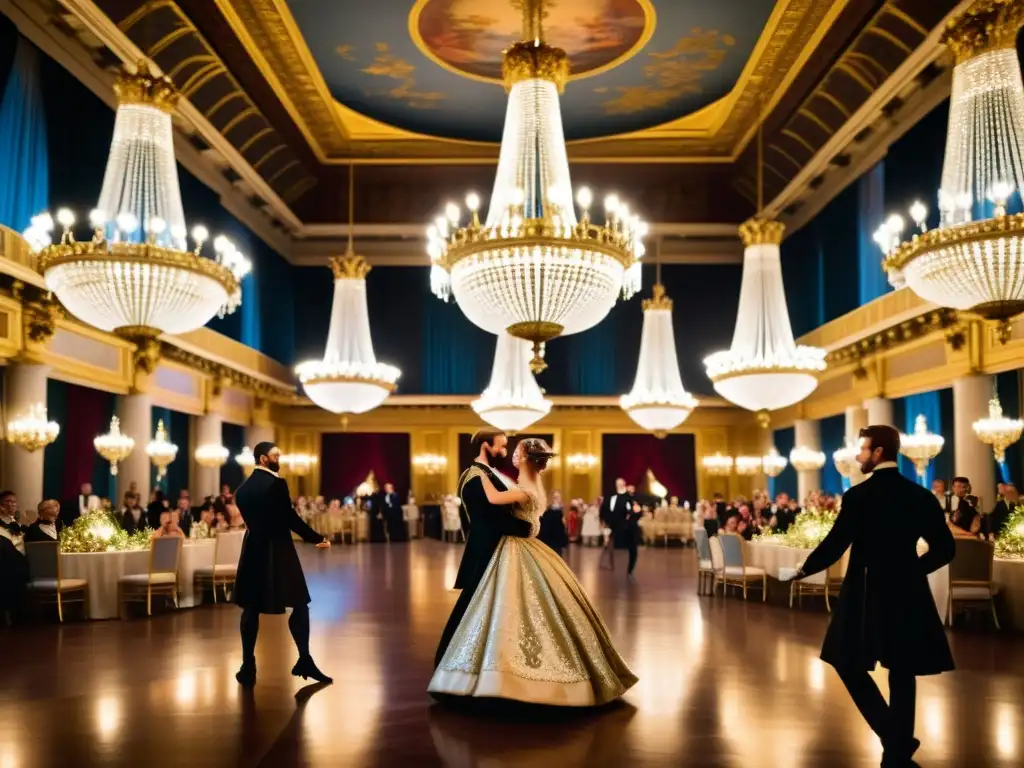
left=319, top=432, right=410, bottom=500
left=61, top=383, right=114, bottom=500
left=600, top=433, right=697, bottom=504
left=457, top=432, right=554, bottom=478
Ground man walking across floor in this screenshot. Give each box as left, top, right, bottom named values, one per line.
left=786, top=425, right=955, bottom=767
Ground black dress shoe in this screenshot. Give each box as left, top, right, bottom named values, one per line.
left=291, top=657, right=332, bottom=684
left=881, top=738, right=921, bottom=767
left=235, top=664, right=256, bottom=687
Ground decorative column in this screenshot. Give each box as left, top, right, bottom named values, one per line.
left=845, top=404, right=868, bottom=487
left=953, top=375, right=996, bottom=505
left=3, top=362, right=50, bottom=521
left=863, top=397, right=894, bottom=428
left=794, top=419, right=822, bottom=502
left=192, top=410, right=224, bottom=498
left=115, top=392, right=152, bottom=505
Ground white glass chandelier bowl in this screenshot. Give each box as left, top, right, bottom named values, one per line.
left=702, top=452, right=734, bottom=477
left=194, top=444, right=229, bottom=469
left=23, top=64, right=250, bottom=339
left=735, top=456, right=762, bottom=476
left=235, top=446, right=255, bottom=476
left=94, top=416, right=134, bottom=475
left=899, top=414, right=944, bottom=478
left=790, top=445, right=827, bottom=472
left=621, top=284, right=698, bottom=433
left=973, top=394, right=1023, bottom=462
left=473, top=332, right=552, bottom=433
left=145, top=419, right=178, bottom=480
left=296, top=256, right=400, bottom=415
left=705, top=224, right=825, bottom=412
left=426, top=28, right=644, bottom=372
left=761, top=447, right=788, bottom=478
left=879, top=4, right=1024, bottom=339
left=832, top=443, right=859, bottom=478
left=6, top=403, right=60, bottom=452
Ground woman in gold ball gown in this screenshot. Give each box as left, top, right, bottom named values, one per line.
left=429, top=439, right=637, bottom=706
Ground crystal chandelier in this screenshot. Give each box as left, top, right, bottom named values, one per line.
left=790, top=446, right=826, bottom=472
left=473, top=331, right=552, bottom=433
left=705, top=116, right=825, bottom=416
left=94, top=416, right=134, bottom=475
left=878, top=1, right=1024, bottom=343
left=194, top=444, right=229, bottom=469
left=621, top=280, right=698, bottom=436
left=413, top=453, right=448, bottom=475
left=832, top=442, right=860, bottom=479
left=296, top=166, right=399, bottom=414
left=282, top=453, right=317, bottom=476
left=761, top=447, right=788, bottom=478
left=22, top=63, right=251, bottom=356
left=566, top=453, right=599, bottom=472
left=235, top=446, right=255, bottom=476
left=973, top=393, right=1023, bottom=462
left=426, top=1, right=644, bottom=373
left=6, top=404, right=59, bottom=452
left=145, top=419, right=177, bottom=481
left=702, top=452, right=734, bottom=477
left=900, top=414, right=945, bottom=479
left=735, top=456, right=762, bottom=477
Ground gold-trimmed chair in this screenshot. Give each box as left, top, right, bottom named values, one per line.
left=790, top=549, right=849, bottom=611
left=693, top=527, right=716, bottom=595
left=717, top=533, right=767, bottom=601
left=947, top=537, right=1000, bottom=629
left=193, top=535, right=237, bottom=604
left=118, top=537, right=182, bottom=618
left=25, top=541, right=88, bottom=622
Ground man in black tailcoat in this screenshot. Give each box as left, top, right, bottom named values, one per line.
left=233, top=442, right=332, bottom=688
left=434, top=429, right=533, bottom=668
left=787, top=425, right=955, bottom=767
left=376, top=482, right=407, bottom=542
left=600, top=478, right=639, bottom=576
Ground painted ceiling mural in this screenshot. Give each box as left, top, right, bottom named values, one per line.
left=285, top=0, right=777, bottom=142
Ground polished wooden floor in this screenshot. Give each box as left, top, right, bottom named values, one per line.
left=2, top=541, right=1020, bottom=767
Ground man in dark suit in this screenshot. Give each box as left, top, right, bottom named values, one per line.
left=987, top=483, right=1016, bottom=539
left=63, top=483, right=99, bottom=527
left=947, top=476, right=978, bottom=534
left=22, top=499, right=63, bottom=543
left=434, top=429, right=533, bottom=668
left=600, top=478, right=639, bottom=575
left=0, top=491, right=22, bottom=536
left=788, top=425, right=955, bottom=767
left=233, top=442, right=332, bottom=688
left=376, top=482, right=406, bottom=542
left=538, top=490, right=569, bottom=556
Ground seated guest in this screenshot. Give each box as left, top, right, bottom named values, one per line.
left=538, top=492, right=569, bottom=556
left=722, top=513, right=740, bottom=535
left=23, top=500, right=63, bottom=543
left=64, top=482, right=100, bottom=527
left=0, top=491, right=22, bottom=535
left=770, top=492, right=796, bottom=533
left=948, top=476, right=978, bottom=533
left=213, top=506, right=230, bottom=532
left=988, top=484, right=1017, bottom=540
left=151, top=510, right=184, bottom=539
left=736, top=503, right=756, bottom=540
left=0, top=528, right=28, bottom=623
left=120, top=492, right=145, bottom=534
left=146, top=489, right=169, bottom=530
left=174, top=497, right=194, bottom=538
left=931, top=478, right=948, bottom=509
left=699, top=500, right=719, bottom=537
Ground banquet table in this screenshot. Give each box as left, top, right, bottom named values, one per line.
left=60, top=531, right=245, bottom=620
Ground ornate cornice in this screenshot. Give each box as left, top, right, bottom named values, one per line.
left=159, top=342, right=299, bottom=403
left=826, top=308, right=960, bottom=367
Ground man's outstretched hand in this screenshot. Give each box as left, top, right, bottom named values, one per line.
left=779, top=568, right=805, bottom=582
left=316, top=539, right=331, bottom=549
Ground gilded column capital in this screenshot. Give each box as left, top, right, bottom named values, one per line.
left=12, top=281, right=58, bottom=363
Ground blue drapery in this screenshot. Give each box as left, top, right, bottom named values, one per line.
left=0, top=35, right=48, bottom=233
left=820, top=414, right=846, bottom=495
left=770, top=427, right=796, bottom=498
left=858, top=163, right=889, bottom=304
left=422, top=292, right=491, bottom=394
left=782, top=214, right=826, bottom=338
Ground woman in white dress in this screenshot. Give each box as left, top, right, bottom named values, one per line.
left=429, top=439, right=637, bottom=707
left=580, top=502, right=602, bottom=547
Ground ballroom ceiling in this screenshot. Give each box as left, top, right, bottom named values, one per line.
left=286, top=0, right=776, bottom=142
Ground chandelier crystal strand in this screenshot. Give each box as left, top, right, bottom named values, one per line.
left=94, top=416, right=134, bottom=476
left=6, top=404, right=60, bottom=452
left=880, top=1, right=1024, bottom=341
left=296, top=165, right=400, bottom=414
left=22, top=63, right=251, bottom=343
left=427, top=0, right=645, bottom=373
left=473, top=331, right=552, bottom=432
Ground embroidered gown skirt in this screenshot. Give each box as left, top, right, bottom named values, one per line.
left=429, top=535, right=637, bottom=706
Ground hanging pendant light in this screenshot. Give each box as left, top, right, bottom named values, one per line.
left=899, top=414, right=944, bottom=479
left=94, top=416, right=134, bottom=476
left=473, top=332, right=552, bottom=433
left=621, top=241, right=698, bottom=436
left=145, top=419, right=178, bottom=481
left=235, top=446, right=256, bottom=476
left=973, top=391, right=1024, bottom=462
left=22, top=62, right=250, bottom=359
left=425, top=0, right=645, bottom=372
left=878, top=1, right=1024, bottom=343
left=296, top=164, right=400, bottom=414
left=761, top=447, right=788, bottom=478
left=702, top=452, right=734, bottom=476
left=790, top=446, right=826, bottom=472
left=705, top=109, right=825, bottom=418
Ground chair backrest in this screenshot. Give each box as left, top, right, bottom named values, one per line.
left=949, top=537, right=994, bottom=583
left=717, top=533, right=745, bottom=568
left=693, top=527, right=712, bottom=560
left=25, top=541, right=60, bottom=581
left=150, top=536, right=182, bottom=574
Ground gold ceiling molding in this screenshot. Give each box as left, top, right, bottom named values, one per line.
left=826, top=308, right=960, bottom=368
left=159, top=342, right=298, bottom=403
left=209, top=0, right=843, bottom=164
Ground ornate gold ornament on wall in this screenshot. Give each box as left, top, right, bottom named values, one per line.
left=826, top=309, right=960, bottom=367
left=160, top=343, right=297, bottom=403
left=11, top=280, right=58, bottom=348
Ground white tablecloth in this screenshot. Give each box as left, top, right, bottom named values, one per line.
left=60, top=531, right=245, bottom=620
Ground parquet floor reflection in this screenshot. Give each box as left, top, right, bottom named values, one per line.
left=2, top=541, right=1020, bottom=767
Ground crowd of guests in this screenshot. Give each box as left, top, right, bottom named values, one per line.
left=294, top=483, right=416, bottom=543
left=930, top=476, right=1018, bottom=541
left=116, top=484, right=247, bottom=539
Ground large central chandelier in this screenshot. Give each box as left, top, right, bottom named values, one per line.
left=705, top=118, right=825, bottom=416
left=473, top=332, right=552, bottom=432
left=621, top=281, right=698, bottom=436
left=877, top=1, right=1024, bottom=342
left=295, top=166, right=400, bottom=414
left=22, top=63, right=250, bottom=355
left=426, top=0, right=644, bottom=373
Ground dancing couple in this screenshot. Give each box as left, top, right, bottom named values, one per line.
left=430, top=429, right=636, bottom=706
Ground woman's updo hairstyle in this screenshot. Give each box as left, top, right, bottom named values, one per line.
left=518, top=438, right=556, bottom=472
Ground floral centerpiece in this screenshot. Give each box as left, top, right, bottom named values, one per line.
left=190, top=520, right=213, bottom=540
left=60, top=506, right=151, bottom=553
left=754, top=507, right=839, bottom=550
left=995, top=505, right=1024, bottom=560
